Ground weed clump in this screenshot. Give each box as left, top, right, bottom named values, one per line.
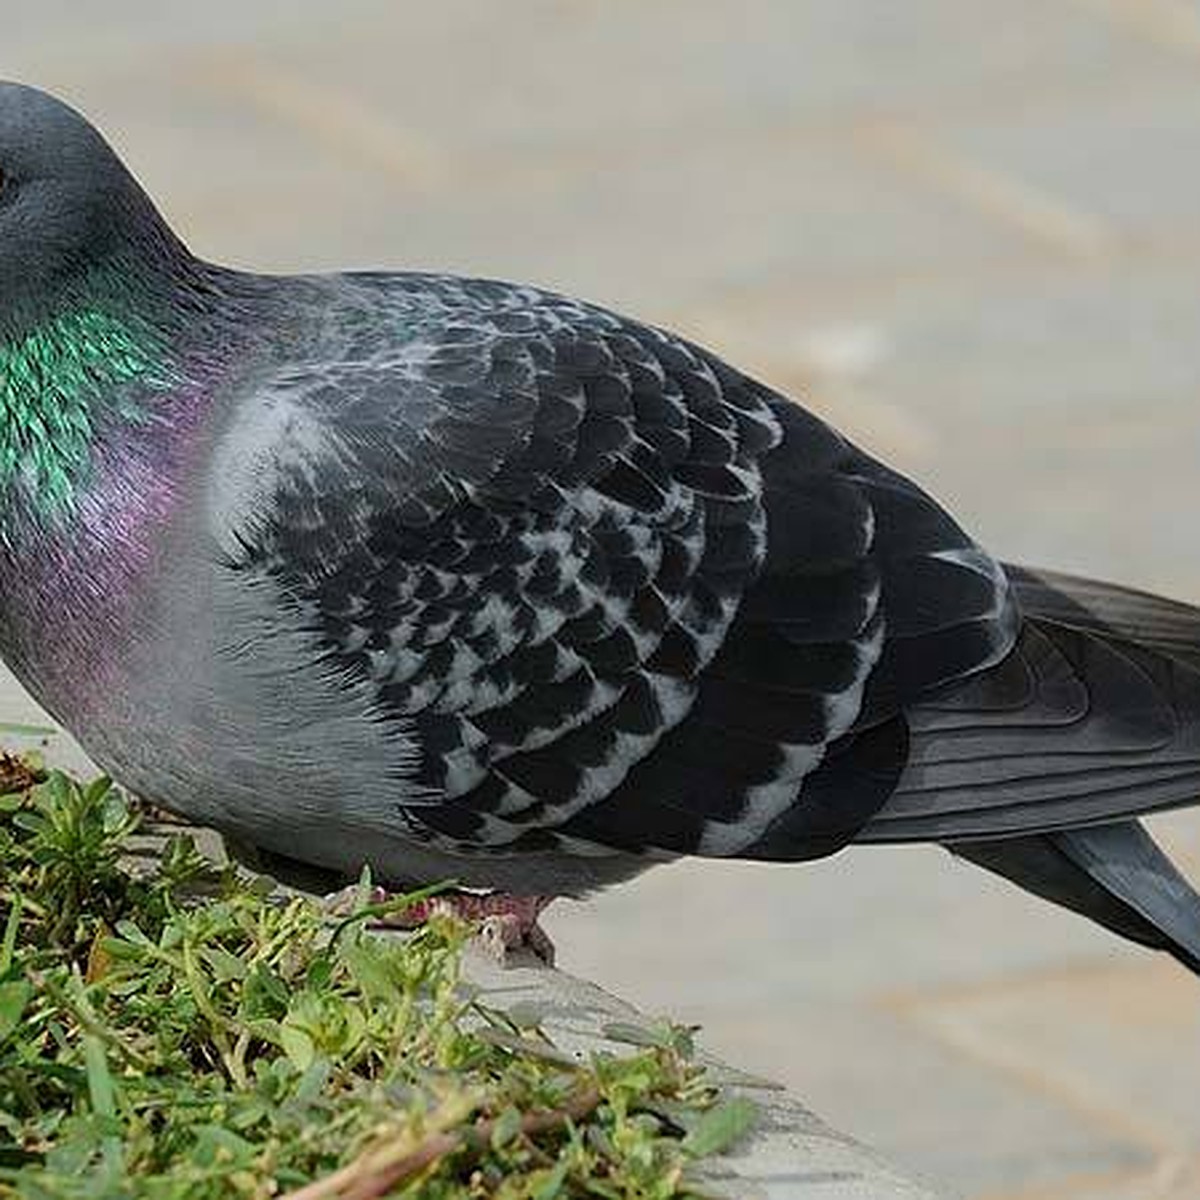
left=0, top=763, right=753, bottom=1198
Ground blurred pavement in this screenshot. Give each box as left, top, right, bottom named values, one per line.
left=4, top=4, right=1200, bottom=1196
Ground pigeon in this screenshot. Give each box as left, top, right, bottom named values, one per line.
left=2, top=81, right=1199, bottom=970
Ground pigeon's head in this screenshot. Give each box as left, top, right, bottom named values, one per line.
left=0, top=82, right=187, bottom=331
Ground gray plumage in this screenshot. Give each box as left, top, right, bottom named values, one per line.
left=1, top=81, right=1199, bottom=973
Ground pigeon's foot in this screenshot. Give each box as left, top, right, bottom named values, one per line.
left=406, top=892, right=557, bottom=967
left=323, top=886, right=556, bottom=966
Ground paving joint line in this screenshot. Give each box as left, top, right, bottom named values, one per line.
left=1066, top=0, right=1200, bottom=61
left=852, top=119, right=1118, bottom=264
left=188, top=49, right=443, bottom=188
left=883, top=989, right=1181, bottom=1158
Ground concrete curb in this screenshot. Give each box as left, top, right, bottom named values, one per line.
left=462, top=951, right=946, bottom=1199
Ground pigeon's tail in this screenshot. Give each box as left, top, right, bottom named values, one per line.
left=1000, top=563, right=1200, bottom=671
left=858, top=565, right=1200, bottom=972
left=952, top=822, right=1200, bottom=975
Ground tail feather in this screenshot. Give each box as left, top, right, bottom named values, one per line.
left=1056, top=821, right=1200, bottom=971
left=953, top=820, right=1200, bottom=975
left=1003, top=564, right=1200, bottom=670
left=871, top=565, right=1200, bottom=973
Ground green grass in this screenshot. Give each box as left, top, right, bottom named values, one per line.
left=0, top=756, right=754, bottom=1198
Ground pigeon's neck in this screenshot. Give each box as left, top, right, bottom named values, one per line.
left=0, top=258, right=256, bottom=706
left=0, top=253, right=223, bottom=524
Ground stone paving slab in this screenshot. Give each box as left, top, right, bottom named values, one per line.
left=900, top=960, right=1200, bottom=1158
left=925, top=78, right=1200, bottom=239
left=1022, top=1155, right=1200, bottom=1200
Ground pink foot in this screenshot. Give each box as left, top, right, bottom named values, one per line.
left=324, top=886, right=556, bottom=966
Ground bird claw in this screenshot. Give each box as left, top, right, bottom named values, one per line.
left=474, top=912, right=557, bottom=967
left=321, top=886, right=556, bottom=967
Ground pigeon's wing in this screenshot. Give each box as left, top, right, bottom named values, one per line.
left=561, top=397, right=1017, bottom=859
left=223, top=277, right=1016, bottom=861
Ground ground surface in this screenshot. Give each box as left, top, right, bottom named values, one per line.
left=3, top=5, right=1200, bottom=1196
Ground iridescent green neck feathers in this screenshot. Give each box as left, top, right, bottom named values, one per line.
left=0, top=304, right=174, bottom=516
